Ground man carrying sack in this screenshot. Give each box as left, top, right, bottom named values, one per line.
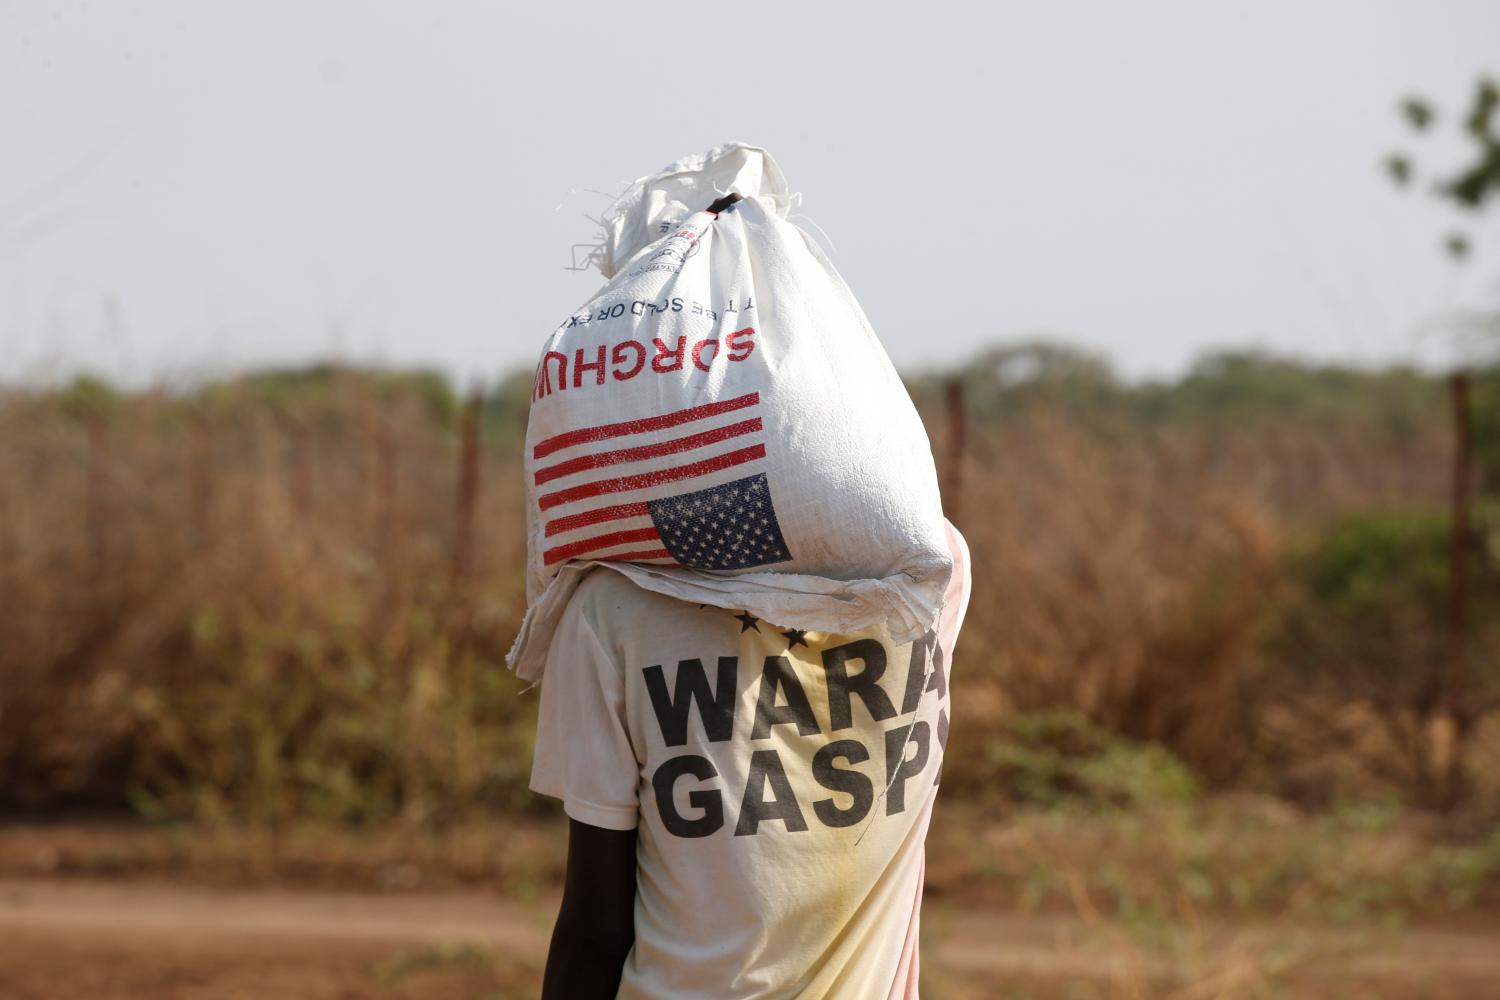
left=516, top=145, right=972, bottom=1000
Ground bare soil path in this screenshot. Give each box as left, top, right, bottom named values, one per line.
left=3, top=878, right=1500, bottom=999
left=0, top=877, right=551, bottom=950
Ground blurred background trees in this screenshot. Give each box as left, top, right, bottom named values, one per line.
left=2, top=345, right=1494, bottom=821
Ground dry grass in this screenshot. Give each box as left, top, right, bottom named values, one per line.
left=940, top=405, right=1448, bottom=785
left=0, top=374, right=532, bottom=819
left=0, top=367, right=1465, bottom=819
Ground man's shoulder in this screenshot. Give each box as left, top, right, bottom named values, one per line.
left=559, top=570, right=737, bottom=675
left=565, top=568, right=713, bottom=628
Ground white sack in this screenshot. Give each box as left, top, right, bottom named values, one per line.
left=507, top=143, right=951, bottom=681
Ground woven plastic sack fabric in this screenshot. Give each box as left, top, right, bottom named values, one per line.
left=507, top=143, right=952, bottom=681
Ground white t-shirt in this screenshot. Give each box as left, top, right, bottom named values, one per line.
left=530, top=523, right=971, bottom=1000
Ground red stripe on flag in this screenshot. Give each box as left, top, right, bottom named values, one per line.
left=598, top=547, right=675, bottom=563
left=544, top=500, right=650, bottom=538
left=537, top=444, right=767, bottom=512
left=534, top=418, right=763, bottom=486
left=543, top=526, right=661, bottom=566
left=533, top=392, right=760, bottom=460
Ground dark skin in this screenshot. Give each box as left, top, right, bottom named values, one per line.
left=540, top=819, right=639, bottom=1000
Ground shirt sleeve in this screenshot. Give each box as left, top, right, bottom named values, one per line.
left=528, top=593, right=642, bottom=831
left=939, top=519, right=973, bottom=652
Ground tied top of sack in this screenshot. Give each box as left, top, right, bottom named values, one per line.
left=508, top=144, right=954, bottom=682
left=597, top=143, right=793, bottom=279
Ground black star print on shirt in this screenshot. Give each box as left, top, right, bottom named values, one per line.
left=734, top=611, right=761, bottom=633
left=781, top=628, right=808, bottom=650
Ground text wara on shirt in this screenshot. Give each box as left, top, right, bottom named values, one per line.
left=644, top=633, right=951, bottom=839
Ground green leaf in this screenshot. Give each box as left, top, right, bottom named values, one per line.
left=1400, top=95, right=1434, bottom=132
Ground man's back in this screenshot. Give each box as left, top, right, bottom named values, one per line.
left=530, top=524, right=971, bottom=999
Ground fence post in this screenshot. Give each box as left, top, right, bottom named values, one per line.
left=1436, top=371, right=1475, bottom=809
left=285, top=416, right=313, bottom=522
left=86, top=413, right=108, bottom=575
left=453, top=390, right=483, bottom=581
left=189, top=413, right=211, bottom=544
left=370, top=411, right=398, bottom=570
left=1446, top=372, right=1472, bottom=703
left=943, top=377, right=967, bottom=522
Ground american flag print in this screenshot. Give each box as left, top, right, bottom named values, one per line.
left=534, top=391, right=793, bottom=571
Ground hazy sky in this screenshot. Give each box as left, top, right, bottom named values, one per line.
left=3, top=1, right=1498, bottom=387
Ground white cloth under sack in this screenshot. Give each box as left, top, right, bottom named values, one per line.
left=507, top=143, right=952, bottom=682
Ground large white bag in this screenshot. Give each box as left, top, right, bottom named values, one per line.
left=507, top=143, right=952, bottom=680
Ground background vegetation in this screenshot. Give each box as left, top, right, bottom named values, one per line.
left=2, top=348, right=1496, bottom=839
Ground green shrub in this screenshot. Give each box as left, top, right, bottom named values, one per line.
left=126, top=578, right=535, bottom=825
left=953, top=711, right=1198, bottom=810
left=1267, top=505, right=1500, bottom=807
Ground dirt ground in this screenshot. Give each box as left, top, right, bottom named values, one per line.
left=3, top=877, right=1500, bottom=999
